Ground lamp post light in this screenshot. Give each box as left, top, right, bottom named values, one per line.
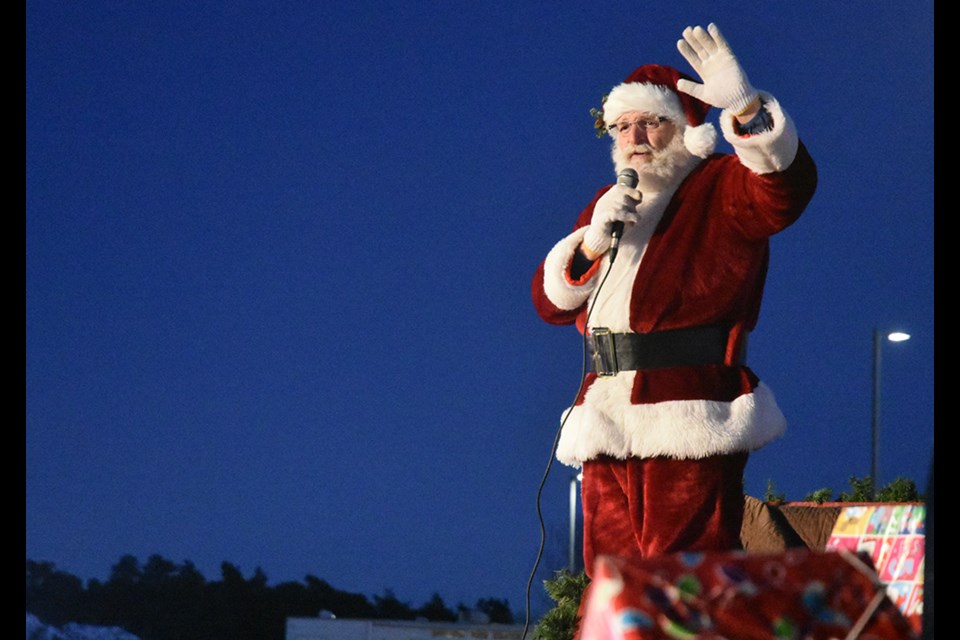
left=569, top=472, right=582, bottom=573
left=871, top=328, right=911, bottom=499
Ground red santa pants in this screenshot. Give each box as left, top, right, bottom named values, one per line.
left=580, top=452, right=748, bottom=576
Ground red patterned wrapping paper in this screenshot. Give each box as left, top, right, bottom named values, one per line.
left=579, top=548, right=916, bottom=640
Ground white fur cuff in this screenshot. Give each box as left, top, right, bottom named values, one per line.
left=721, top=92, right=799, bottom=174
left=541, top=227, right=597, bottom=311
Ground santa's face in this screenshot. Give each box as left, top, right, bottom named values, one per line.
left=611, top=110, right=678, bottom=173
left=610, top=111, right=694, bottom=192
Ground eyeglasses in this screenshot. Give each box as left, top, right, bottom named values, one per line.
left=607, top=117, right=670, bottom=135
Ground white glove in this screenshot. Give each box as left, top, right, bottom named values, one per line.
left=676, top=23, right=759, bottom=115
left=582, top=184, right=641, bottom=254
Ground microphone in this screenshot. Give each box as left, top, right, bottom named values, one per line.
left=609, top=168, right=639, bottom=263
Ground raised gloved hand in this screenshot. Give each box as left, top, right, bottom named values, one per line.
left=582, top=184, right=642, bottom=255
left=676, top=23, right=759, bottom=115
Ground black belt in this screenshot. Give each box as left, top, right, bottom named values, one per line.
left=588, top=325, right=743, bottom=376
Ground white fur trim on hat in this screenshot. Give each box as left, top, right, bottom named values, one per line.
left=603, top=82, right=685, bottom=126
left=684, top=123, right=718, bottom=159
left=603, top=81, right=717, bottom=158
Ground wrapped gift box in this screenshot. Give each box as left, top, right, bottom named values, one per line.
left=578, top=548, right=916, bottom=639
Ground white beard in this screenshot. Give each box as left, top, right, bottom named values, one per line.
left=611, top=133, right=699, bottom=193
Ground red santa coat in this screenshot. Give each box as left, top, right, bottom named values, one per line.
left=531, top=95, right=818, bottom=467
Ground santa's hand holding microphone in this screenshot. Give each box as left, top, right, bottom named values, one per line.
left=581, top=176, right=642, bottom=262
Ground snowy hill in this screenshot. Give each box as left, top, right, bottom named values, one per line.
left=26, top=613, right=141, bottom=640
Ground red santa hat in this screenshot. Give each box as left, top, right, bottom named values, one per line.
left=602, top=64, right=717, bottom=158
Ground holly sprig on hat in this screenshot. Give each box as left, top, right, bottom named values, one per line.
left=589, top=94, right=608, bottom=138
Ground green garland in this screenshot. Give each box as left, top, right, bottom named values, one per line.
left=532, top=570, right=590, bottom=640
left=589, top=94, right=609, bottom=139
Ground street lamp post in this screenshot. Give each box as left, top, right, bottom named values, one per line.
left=569, top=473, right=581, bottom=573
left=871, top=328, right=911, bottom=499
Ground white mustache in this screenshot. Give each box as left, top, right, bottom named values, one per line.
left=623, top=144, right=655, bottom=155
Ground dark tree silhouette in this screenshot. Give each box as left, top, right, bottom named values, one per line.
left=475, top=597, right=516, bottom=624
left=26, top=555, right=517, bottom=640
left=372, top=588, right=415, bottom=620
left=416, top=593, right=456, bottom=621
left=25, top=560, right=88, bottom=626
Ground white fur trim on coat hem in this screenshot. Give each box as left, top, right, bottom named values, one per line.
left=721, top=92, right=799, bottom=175
left=555, top=375, right=786, bottom=467
left=541, top=227, right=597, bottom=311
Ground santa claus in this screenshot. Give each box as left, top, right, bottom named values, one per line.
left=531, top=23, right=818, bottom=579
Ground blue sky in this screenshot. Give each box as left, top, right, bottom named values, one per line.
left=26, top=0, right=934, bottom=619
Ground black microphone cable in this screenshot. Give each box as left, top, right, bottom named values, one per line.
left=520, top=248, right=620, bottom=640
